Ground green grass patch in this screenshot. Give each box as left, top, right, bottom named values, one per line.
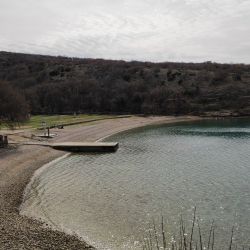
left=0, top=114, right=119, bottom=130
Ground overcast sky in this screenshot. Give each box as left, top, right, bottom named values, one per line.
left=0, top=0, right=249, bottom=63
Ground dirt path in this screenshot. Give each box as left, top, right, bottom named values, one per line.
left=0, top=116, right=200, bottom=249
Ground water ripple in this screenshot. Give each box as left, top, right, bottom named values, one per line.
left=21, top=119, right=250, bottom=249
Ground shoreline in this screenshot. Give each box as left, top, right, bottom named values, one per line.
left=0, top=115, right=201, bottom=249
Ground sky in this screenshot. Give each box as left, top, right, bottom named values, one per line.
left=0, top=0, right=250, bottom=63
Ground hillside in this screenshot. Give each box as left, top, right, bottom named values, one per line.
left=1, top=51, right=250, bottom=117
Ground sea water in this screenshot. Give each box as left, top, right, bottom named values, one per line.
left=20, top=118, right=250, bottom=249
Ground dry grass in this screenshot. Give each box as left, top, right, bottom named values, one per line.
left=141, top=208, right=249, bottom=250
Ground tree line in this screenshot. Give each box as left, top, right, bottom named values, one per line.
left=0, top=51, right=250, bottom=123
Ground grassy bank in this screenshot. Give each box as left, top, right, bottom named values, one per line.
left=0, top=114, right=129, bottom=130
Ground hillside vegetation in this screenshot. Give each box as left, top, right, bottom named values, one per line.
left=1, top=51, right=250, bottom=121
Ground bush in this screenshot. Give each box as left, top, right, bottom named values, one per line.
left=0, top=81, right=29, bottom=125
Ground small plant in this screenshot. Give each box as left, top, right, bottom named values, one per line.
left=141, top=208, right=249, bottom=250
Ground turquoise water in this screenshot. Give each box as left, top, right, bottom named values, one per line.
left=21, top=118, right=250, bottom=249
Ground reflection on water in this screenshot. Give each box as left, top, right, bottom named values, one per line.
left=21, top=118, right=250, bottom=249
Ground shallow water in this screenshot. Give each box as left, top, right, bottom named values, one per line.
left=21, top=118, right=250, bottom=249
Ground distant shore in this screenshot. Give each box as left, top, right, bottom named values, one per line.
left=0, top=115, right=201, bottom=249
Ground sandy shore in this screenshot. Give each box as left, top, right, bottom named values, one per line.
left=0, top=115, right=200, bottom=249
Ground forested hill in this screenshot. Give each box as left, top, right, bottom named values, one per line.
left=1, top=51, right=250, bottom=118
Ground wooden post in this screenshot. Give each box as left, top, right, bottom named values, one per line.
left=47, top=127, right=50, bottom=137
left=0, top=135, right=3, bottom=148
left=3, top=136, right=8, bottom=147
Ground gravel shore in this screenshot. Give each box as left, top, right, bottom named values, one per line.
left=0, top=116, right=200, bottom=249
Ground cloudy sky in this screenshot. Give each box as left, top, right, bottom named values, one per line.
left=0, top=0, right=249, bottom=63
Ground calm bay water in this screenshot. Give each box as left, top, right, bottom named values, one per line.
left=21, top=119, right=250, bottom=249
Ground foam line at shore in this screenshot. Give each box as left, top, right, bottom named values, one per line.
left=19, top=153, right=71, bottom=213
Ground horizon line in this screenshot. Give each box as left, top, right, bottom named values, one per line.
left=1, top=50, right=249, bottom=66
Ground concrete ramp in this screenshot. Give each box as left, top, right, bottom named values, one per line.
left=51, top=142, right=119, bottom=153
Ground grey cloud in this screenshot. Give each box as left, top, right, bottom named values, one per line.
left=0, top=0, right=249, bottom=63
